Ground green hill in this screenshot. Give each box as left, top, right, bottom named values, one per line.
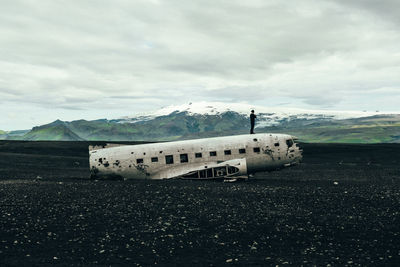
left=22, top=122, right=84, bottom=141
left=0, top=130, right=7, bottom=140
left=260, top=115, right=400, bottom=143
left=1, top=130, right=30, bottom=140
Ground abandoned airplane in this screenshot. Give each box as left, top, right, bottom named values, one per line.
left=89, top=133, right=302, bottom=180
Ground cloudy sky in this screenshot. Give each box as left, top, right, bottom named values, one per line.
left=1, top=0, right=400, bottom=130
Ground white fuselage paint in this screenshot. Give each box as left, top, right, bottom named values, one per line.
left=89, top=133, right=302, bottom=180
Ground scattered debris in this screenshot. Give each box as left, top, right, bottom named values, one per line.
left=223, top=178, right=237, bottom=183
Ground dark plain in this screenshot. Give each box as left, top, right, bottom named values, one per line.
left=0, top=141, right=399, bottom=266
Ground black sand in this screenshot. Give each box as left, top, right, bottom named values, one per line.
left=0, top=141, right=399, bottom=266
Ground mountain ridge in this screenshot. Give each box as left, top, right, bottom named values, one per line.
left=3, top=102, right=400, bottom=143
left=22, top=124, right=84, bottom=141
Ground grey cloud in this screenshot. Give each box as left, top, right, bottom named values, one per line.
left=336, top=0, right=400, bottom=26
left=1, top=0, right=400, bottom=129
left=302, top=94, right=343, bottom=107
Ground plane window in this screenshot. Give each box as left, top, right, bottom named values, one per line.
left=199, top=170, right=206, bottom=178
left=224, top=150, right=231, bottom=155
left=180, top=153, right=188, bottom=163
left=165, top=155, right=174, bottom=164
left=253, top=147, right=260, bottom=153
left=214, top=167, right=227, bottom=177
left=228, top=166, right=239, bottom=174
left=195, top=152, right=202, bottom=158
left=253, top=138, right=258, bottom=142
left=210, top=151, right=217, bottom=156
left=274, top=142, right=280, bottom=147
left=239, top=148, right=246, bottom=154
left=151, top=157, right=158, bottom=162
left=136, top=158, right=144, bottom=164
left=286, top=139, right=294, bottom=147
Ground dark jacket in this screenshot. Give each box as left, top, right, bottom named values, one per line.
left=250, top=113, right=256, bottom=124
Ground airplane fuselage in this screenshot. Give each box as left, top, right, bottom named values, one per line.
left=89, top=133, right=302, bottom=180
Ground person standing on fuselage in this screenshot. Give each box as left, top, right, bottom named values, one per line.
left=250, top=110, right=256, bottom=134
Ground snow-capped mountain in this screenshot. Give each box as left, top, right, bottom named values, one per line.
left=116, top=101, right=390, bottom=128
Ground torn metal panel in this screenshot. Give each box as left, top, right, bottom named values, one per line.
left=89, top=143, right=128, bottom=151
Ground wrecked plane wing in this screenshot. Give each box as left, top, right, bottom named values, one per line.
left=89, top=133, right=302, bottom=180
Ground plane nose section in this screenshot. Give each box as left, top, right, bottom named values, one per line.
left=291, top=136, right=303, bottom=163
left=295, top=149, right=303, bottom=163
left=288, top=140, right=303, bottom=166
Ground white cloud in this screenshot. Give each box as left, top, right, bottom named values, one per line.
left=0, top=0, right=399, bottom=129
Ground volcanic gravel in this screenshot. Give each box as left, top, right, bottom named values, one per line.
left=0, top=141, right=399, bottom=266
